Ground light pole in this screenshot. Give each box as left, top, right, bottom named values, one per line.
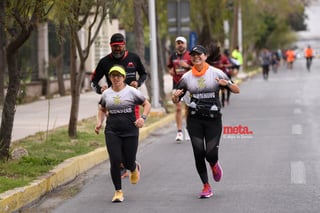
left=238, top=5, right=243, bottom=59
left=148, top=0, right=160, bottom=108
left=237, top=4, right=243, bottom=72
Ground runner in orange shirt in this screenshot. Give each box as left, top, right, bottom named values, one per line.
left=285, top=48, right=295, bottom=70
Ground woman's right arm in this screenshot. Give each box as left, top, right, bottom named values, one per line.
left=172, top=89, right=185, bottom=103
left=95, top=105, right=107, bottom=134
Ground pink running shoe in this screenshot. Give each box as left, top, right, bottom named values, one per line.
left=199, top=183, right=213, bottom=198
left=211, top=161, right=223, bottom=182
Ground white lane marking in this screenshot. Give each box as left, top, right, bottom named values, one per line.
left=293, top=108, right=302, bottom=114
left=291, top=161, right=306, bottom=184
left=292, top=124, right=302, bottom=135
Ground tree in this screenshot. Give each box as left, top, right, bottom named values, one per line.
left=0, top=0, right=5, bottom=106
left=190, top=0, right=229, bottom=46
left=55, top=0, right=117, bottom=138
left=0, top=0, right=53, bottom=161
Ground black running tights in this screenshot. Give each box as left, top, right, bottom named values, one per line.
left=187, top=116, right=222, bottom=184
left=105, top=133, right=138, bottom=190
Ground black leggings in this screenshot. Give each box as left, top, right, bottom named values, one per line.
left=221, top=88, right=231, bottom=106
left=187, top=115, right=222, bottom=184
left=105, top=133, right=138, bottom=190
left=262, top=65, right=270, bottom=79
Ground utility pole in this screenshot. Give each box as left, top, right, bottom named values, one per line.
left=148, top=0, right=160, bottom=108
left=231, top=1, right=238, bottom=49
left=238, top=4, right=243, bottom=71
left=238, top=5, right=243, bottom=57
left=223, top=20, right=230, bottom=49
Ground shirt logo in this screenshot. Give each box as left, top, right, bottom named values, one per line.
left=113, top=95, right=121, bottom=105
left=198, top=77, right=206, bottom=89
left=127, top=62, right=134, bottom=67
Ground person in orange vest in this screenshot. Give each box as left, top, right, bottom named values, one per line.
left=304, top=45, right=314, bottom=71
left=285, top=48, right=295, bottom=70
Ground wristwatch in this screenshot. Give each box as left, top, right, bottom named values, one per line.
left=227, top=80, right=233, bottom=87
left=141, top=115, right=147, bottom=121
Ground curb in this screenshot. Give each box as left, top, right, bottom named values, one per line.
left=0, top=114, right=175, bottom=213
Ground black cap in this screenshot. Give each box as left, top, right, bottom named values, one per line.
left=189, top=45, right=207, bottom=55
left=110, top=33, right=125, bottom=45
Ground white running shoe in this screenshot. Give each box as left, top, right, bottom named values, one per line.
left=175, top=132, right=183, bottom=142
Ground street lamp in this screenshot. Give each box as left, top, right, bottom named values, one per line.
left=148, top=0, right=160, bottom=108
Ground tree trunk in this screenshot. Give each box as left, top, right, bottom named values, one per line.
left=0, top=16, right=34, bottom=160
left=56, top=52, right=66, bottom=96
left=0, top=50, right=20, bottom=160
left=133, top=0, right=152, bottom=99
left=156, top=12, right=168, bottom=111
left=56, top=22, right=66, bottom=96
left=68, top=38, right=78, bottom=138
left=0, top=0, right=5, bottom=106
left=37, top=22, right=50, bottom=97
left=133, top=0, right=144, bottom=57
left=66, top=0, right=112, bottom=139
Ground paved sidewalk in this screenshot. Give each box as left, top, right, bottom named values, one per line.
left=10, top=91, right=100, bottom=142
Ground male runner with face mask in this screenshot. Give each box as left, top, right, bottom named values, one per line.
left=91, top=33, right=147, bottom=94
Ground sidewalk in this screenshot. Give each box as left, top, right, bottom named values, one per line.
left=0, top=71, right=254, bottom=212
left=11, top=91, right=100, bottom=142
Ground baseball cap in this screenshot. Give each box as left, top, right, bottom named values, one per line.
left=110, top=33, right=125, bottom=45
left=108, top=65, right=126, bottom=77
left=189, top=45, right=207, bottom=55
left=175, top=36, right=187, bottom=43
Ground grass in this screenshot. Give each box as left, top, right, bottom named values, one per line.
left=0, top=111, right=169, bottom=194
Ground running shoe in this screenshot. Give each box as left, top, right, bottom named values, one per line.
left=121, top=168, right=129, bottom=179
left=211, top=161, right=223, bottom=182
left=112, top=190, right=124, bottom=202
left=175, top=132, right=183, bottom=142
left=199, top=183, right=213, bottom=198
left=130, top=162, right=141, bottom=184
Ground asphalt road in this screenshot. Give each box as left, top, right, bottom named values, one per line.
left=23, top=57, right=320, bottom=213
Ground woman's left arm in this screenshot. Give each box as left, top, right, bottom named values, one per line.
left=135, top=99, right=151, bottom=128
left=216, top=77, right=240, bottom=94
left=141, top=99, right=151, bottom=118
